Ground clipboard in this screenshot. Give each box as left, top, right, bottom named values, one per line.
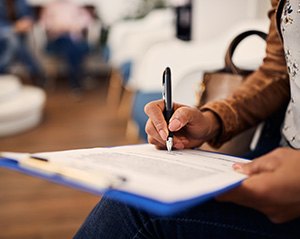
left=0, top=144, right=248, bottom=216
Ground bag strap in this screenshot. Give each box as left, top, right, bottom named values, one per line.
left=224, top=30, right=267, bottom=75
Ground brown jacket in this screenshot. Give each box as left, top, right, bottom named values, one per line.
left=201, top=0, right=290, bottom=146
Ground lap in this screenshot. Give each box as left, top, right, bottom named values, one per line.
left=74, top=196, right=300, bottom=239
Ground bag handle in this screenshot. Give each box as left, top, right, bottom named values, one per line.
left=225, top=30, right=267, bottom=75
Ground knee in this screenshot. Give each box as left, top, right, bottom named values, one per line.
left=86, top=196, right=132, bottom=222
left=75, top=196, right=144, bottom=238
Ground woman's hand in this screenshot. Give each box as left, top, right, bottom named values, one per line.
left=144, top=100, right=220, bottom=150
left=218, top=147, right=300, bottom=223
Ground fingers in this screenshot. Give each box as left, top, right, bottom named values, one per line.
left=232, top=160, right=277, bottom=175
left=233, top=149, right=283, bottom=175
left=146, top=118, right=189, bottom=150
left=144, top=100, right=168, bottom=141
left=145, top=100, right=205, bottom=149
left=144, top=100, right=189, bottom=139
left=145, top=119, right=165, bottom=146
left=147, top=135, right=166, bottom=150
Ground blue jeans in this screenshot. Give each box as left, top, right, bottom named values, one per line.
left=0, top=30, right=18, bottom=70
left=0, top=32, right=43, bottom=79
left=46, top=35, right=89, bottom=89
left=74, top=196, right=300, bottom=238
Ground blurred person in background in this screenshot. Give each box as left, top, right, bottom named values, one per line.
left=40, top=0, right=93, bottom=94
left=0, top=0, right=45, bottom=86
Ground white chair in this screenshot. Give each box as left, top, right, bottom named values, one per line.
left=105, top=8, right=175, bottom=110
left=0, top=75, right=46, bottom=137
left=108, top=8, right=175, bottom=67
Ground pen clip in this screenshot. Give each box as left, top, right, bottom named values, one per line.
left=162, top=74, right=166, bottom=101
left=20, top=156, right=127, bottom=189
left=162, top=67, right=172, bottom=111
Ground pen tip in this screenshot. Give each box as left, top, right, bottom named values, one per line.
left=166, top=137, right=173, bottom=152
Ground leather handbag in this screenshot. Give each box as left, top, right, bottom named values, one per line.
left=198, top=30, right=267, bottom=156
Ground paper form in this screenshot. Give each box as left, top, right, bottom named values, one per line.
left=30, top=144, right=249, bottom=203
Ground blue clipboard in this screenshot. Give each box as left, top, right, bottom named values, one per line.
left=0, top=157, right=242, bottom=216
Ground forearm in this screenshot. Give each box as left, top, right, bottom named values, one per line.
left=203, top=73, right=289, bottom=145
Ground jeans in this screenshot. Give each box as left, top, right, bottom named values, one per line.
left=46, top=35, right=89, bottom=89
left=74, top=196, right=300, bottom=239
left=0, top=30, right=18, bottom=70
left=0, top=32, right=43, bottom=78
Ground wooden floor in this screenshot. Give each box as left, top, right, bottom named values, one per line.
left=0, top=78, right=138, bottom=239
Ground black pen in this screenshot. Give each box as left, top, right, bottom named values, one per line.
left=162, top=67, right=174, bottom=152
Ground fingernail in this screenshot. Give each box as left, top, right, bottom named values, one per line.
left=174, top=142, right=185, bottom=150
left=176, top=136, right=189, bottom=145
left=169, top=118, right=181, bottom=131
left=159, top=130, right=168, bottom=141
left=233, top=163, right=244, bottom=173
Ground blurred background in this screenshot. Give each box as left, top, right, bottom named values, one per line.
left=0, top=0, right=270, bottom=238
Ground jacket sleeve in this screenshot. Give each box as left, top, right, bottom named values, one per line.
left=201, top=0, right=290, bottom=146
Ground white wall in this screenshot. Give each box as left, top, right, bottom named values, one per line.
left=256, top=0, right=271, bottom=19
left=28, top=0, right=96, bottom=5
left=192, top=0, right=271, bottom=41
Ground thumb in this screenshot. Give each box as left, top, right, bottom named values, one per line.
left=168, top=107, right=200, bottom=132
left=233, top=154, right=281, bottom=175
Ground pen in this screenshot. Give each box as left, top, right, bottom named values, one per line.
left=162, top=67, right=174, bottom=152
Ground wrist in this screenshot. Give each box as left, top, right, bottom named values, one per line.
left=202, top=110, right=222, bottom=141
